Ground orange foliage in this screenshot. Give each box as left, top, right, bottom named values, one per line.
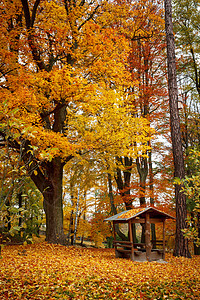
left=0, top=0, right=156, bottom=244
left=90, top=212, right=111, bottom=247
left=0, top=243, right=200, bottom=299
left=117, top=208, right=146, bottom=219
left=0, top=0, right=154, bottom=161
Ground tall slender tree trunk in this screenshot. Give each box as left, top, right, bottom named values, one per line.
left=18, top=192, right=22, bottom=227
left=136, top=157, right=148, bottom=206
left=164, top=0, right=191, bottom=257
left=107, top=173, right=129, bottom=241
left=114, top=156, right=133, bottom=210
left=148, top=146, right=154, bottom=206
left=6, top=198, right=11, bottom=231
left=148, top=146, right=156, bottom=247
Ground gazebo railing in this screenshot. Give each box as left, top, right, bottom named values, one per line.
left=113, top=240, right=165, bottom=261
left=113, top=241, right=146, bottom=253
left=113, top=241, right=133, bottom=253
left=151, top=240, right=166, bottom=248
left=114, top=240, right=166, bottom=251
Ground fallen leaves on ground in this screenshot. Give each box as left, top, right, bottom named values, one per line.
left=0, top=243, right=199, bottom=299
left=117, top=208, right=146, bottom=219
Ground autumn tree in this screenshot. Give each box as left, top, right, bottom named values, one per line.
left=0, top=0, right=153, bottom=244
left=173, top=0, right=200, bottom=98
left=164, top=0, right=191, bottom=257
left=111, top=0, right=169, bottom=211
left=172, top=0, right=200, bottom=254
left=173, top=0, right=200, bottom=162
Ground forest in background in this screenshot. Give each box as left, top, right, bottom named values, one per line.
left=0, top=0, right=200, bottom=256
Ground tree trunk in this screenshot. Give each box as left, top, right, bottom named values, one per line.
left=148, top=146, right=154, bottom=206
left=148, top=146, right=156, bottom=247
left=73, top=185, right=80, bottom=245
left=114, top=156, right=133, bottom=210
left=18, top=192, right=22, bottom=227
left=6, top=198, right=11, bottom=231
left=164, top=0, right=191, bottom=257
left=136, top=157, right=148, bottom=207
left=20, top=0, right=69, bottom=245
left=108, top=173, right=118, bottom=216
left=23, top=152, right=70, bottom=245
left=107, top=173, right=129, bottom=241
left=42, top=158, right=66, bottom=244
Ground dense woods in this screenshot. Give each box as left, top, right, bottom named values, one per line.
left=0, top=0, right=200, bottom=259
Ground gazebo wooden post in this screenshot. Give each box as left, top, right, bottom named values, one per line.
left=113, top=221, right=117, bottom=252
left=113, top=221, right=121, bottom=258
left=163, top=219, right=166, bottom=260
left=128, top=220, right=134, bottom=261
left=145, top=213, right=151, bottom=261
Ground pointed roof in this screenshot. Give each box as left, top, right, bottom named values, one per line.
left=104, top=207, right=175, bottom=222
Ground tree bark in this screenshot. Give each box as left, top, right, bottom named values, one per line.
left=18, top=192, right=22, bottom=227
left=136, top=156, right=148, bottom=206
left=21, top=147, right=69, bottom=244
left=42, top=158, right=66, bottom=244
left=114, top=156, right=133, bottom=210
left=148, top=145, right=156, bottom=247
left=107, top=173, right=129, bottom=241
left=164, top=0, right=191, bottom=257
left=148, top=146, right=154, bottom=205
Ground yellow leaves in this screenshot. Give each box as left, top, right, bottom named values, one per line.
left=1, top=0, right=156, bottom=166
left=78, top=21, right=131, bottom=85
left=0, top=243, right=200, bottom=299
left=31, top=130, right=77, bottom=160
left=69, top=86, right=153, bottom=159
left=32, top=66, right=86, bottom=104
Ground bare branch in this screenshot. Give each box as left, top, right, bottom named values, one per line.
left=78, top=5, right=100, bottom=31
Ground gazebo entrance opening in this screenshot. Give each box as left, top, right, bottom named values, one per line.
left=104, top=207, right=175, bottom=262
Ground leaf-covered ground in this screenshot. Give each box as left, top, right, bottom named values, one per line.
left=0, top=243, right=199, bottom=299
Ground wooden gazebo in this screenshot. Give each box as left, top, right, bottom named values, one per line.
left=104, top=207, right=175, bottom=262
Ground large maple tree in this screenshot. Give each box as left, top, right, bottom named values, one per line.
left=0, top=0, right=152, bottom=243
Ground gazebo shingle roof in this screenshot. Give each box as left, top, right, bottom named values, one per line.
left=104, top=207, right=175, bottom=222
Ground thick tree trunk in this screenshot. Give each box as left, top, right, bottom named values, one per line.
left=22, top=144, right=71, bottom=245
left=43, top=157, right=66, bottom=244
left=21, top=140, right=73, bottom=246
left=164, top=0, right=191, bottom=257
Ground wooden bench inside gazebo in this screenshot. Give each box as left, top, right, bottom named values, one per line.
left=104, top=207, right=175, bottom=262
